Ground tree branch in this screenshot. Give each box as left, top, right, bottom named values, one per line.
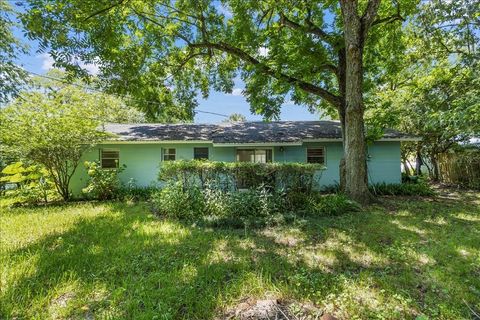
left=84, top=0, right=126, bottom=21
left=189, top=41, right=341, bottom=106
left=279, top=13, right=339, bottom=46
left=361, top=0, right=381, bottom=38
left=372, top=1, right=405, bottom=26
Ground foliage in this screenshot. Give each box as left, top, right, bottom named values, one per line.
left=82, top=161, right=125, bottom=200
left=0, top=161, right=57, bottom=204
left=17, top=0, right=413, bottom=119
left=367, top=1, right=480, bottom=182
left=151, top=181, right=358, bottom=227
left=151, top=181, right=205, bottom=219
left=370, top=182, right=435, bottom=197
left=0, top=86, right=113, bottom=200
left=158, top=160, right=324, bottom=193
left=307, top=194, right=361, bottom=216
left=0, top=2, right=29, bottom=104
left=2, top=191, right=479, bottom=318
left=118, top=179, right=158, bottom=202
left=224, top=113, right=247, bottom=123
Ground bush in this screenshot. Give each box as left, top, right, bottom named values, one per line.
left=370, top=182, right=435, bottom=196
left=151, top=180, right=360, bottom=228
left=82, top=161, right=125, bottom=200
left=151, top=182, right=205, bottom=219
left=159, top=160, right=324, bottom=192
left=0, top=162, right=58, bottom=205
left=307, top=194, right=361, bottom=216
left=118, top=179, right=158, bottom=202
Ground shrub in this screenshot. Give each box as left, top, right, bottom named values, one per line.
left=370, top=182, right=435, bottom=196
left=151, top=182, right=205, bottom=219
left=118, top=179, right=158, bottom=202
left=0, top=162, right=58, bottom=204
left=82, top=161, right=125, bottom=200
left=307, top=194, right=360, bottom=216
left=158, top=160, right=324, bottom=192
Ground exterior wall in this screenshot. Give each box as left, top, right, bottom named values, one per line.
left=367, top=141, right=402, bottom=184
left=70, top=141, right=402, bottom=197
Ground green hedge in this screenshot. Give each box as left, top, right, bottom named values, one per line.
left=151, top=183, right=359, bottom=227
left=158, top=160, right=325, bottom=192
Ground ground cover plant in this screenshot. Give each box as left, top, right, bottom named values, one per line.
left=1, top=189, right=479, bottom=319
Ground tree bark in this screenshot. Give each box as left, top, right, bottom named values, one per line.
left=415, top=145, right=423, bottom=175
left=340, top=0, right=375, bottom=204
left=431, top=153, right=440, bottom=181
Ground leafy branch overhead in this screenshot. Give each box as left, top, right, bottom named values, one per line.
left=20, top=0, right=414, bottom=119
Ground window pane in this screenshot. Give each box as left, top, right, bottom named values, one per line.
left=164, top=154, right=176, bottom=161
left=237, top=149, right=255, bottom=162
left=254, top=149, right=266, bottom=163
left=101, top=149, right=119, bottom=168
left=163, top=148, right=176, bottom=161
left=307, top=148, right=325, bottom=164
left=101, top=158, right=118, bottom=169
left=237, top=149, right=272, bottom=163
left=266, top=149, right=272, bottom=163
left=102, top=150, right=119, bottom=159
left=194, top=147, right=209, bottom=160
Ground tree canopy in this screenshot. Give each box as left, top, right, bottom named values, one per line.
left=0, top=79, right=144, bottom=200
left=19, top=0, right=416, bottom=119
left=0, top=2, right=29, bottom=104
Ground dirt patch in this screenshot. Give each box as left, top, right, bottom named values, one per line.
left=219, top=298, right=326, bottom=320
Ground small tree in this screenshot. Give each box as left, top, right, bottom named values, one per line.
left=225, top=113, right=247, bottom=123
left=0, top=87, right=112, bottom=200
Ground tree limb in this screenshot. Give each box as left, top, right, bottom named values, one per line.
left=361, top=0, right=381, bottom=38
left=189, top=41, right=341, bottom=106
left=372, top=1, right=405, bottom=26
left=84, top=0, right=126, bottom=21
left=279, top=13, right=339, bottom=46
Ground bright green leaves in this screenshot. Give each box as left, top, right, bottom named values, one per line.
left=0, top=2, right=29, bottom=104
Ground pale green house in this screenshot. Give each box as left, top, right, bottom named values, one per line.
left=70, top=121, right=417, bottom=195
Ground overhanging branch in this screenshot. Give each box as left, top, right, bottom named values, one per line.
left=279, top=13, right=340, bottom=47
left=189, top=41, right=341, bottom=106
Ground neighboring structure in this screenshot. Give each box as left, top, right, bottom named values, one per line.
left=70, top=121, right=418, bottom=195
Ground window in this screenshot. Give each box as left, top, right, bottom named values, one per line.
left=101, top=149, right=119, bottom=169
left=236, top=149, right=272, bottom=163
left=307, top=148, right=325, bottom=164
left=163, top=148, right=176, bottom=161
left=194, top=147, right=209, bottom=160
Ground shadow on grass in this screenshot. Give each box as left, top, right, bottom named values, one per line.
left=1, top=194, right=479, bottom=319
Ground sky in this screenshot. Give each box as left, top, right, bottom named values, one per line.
left=9, top=3, right=321, bottom=124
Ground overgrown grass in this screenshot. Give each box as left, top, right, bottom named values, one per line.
left=1, top=190, right=479, bottom=319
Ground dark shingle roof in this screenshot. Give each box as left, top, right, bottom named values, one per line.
left=103, top=121, right=416, bottom=143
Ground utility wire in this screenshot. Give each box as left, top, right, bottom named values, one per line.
left=23, top=70, right=230, bottom=118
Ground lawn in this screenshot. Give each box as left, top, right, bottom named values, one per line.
left=1, top=190, right=479, bottom=319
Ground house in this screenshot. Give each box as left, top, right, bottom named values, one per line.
left=70, top=121, right=418, bottom=195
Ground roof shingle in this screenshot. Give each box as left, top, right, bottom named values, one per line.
left=103, top=121, right=416, bottom=143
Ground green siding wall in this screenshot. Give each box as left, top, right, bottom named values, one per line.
left=70, top=141, right=401, bottom=196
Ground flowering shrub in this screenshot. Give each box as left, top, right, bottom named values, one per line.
left=82, top=161, right=125, bottom=200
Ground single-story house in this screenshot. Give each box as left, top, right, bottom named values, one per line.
left=70, top=121, right=418, bottom=195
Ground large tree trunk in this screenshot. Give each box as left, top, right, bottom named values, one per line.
left=340, top=1, right=374, bottom=204
left=338, top=49, right=347, bottom=192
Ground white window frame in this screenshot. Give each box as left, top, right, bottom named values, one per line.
left=100, top=148, right=120, bottom=169
left=235, top=148, right=274, bottom=163
left=162, top=148, right=176, bottom=161
left=306, top=147, right=326, bottom=165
